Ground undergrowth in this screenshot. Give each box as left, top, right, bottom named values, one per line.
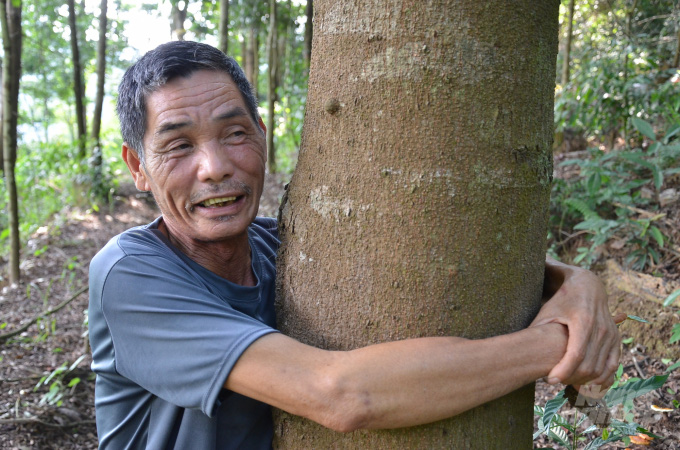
left=549, top=119, right=680, bottom=271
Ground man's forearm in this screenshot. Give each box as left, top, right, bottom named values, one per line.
left=226, top=323, right=567, bottom=432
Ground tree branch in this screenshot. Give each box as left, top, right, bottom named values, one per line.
left=0, top=417, right=95, bottom=428
left=0, top=286, right=88, bottom=342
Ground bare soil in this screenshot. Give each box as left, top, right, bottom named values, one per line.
left=0, top=171, right=678, bottom=449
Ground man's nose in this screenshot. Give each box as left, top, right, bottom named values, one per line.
left=196, top=140, right=235, bottom=183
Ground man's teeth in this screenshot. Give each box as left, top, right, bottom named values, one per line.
left=201, top=196, right=237, bottom=207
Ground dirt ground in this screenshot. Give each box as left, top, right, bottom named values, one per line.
left=1, top=172, right=678, bottom=449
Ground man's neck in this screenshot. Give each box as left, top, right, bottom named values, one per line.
left=158, top=219, right=256, bottom=287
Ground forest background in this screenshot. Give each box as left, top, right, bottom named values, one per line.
left=0, top=0, right=679, bottom=448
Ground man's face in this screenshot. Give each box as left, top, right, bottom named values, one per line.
left=124, top=70, right=266, bottom=244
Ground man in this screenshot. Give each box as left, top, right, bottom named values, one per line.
left=89, top=41, right=622, bottom=449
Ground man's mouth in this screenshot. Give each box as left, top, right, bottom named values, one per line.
left=198, top=196, right=238, bottom=208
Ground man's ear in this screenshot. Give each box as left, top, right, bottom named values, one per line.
left=258, top=116, right=267, bottom=135
left=122, top=143, right=151, bottom=192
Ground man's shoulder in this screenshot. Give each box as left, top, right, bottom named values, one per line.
left=249, top=216, right=279, bottom=250
left=90, top=217, right=169, bottom=273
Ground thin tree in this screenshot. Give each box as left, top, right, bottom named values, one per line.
left=303, top=0, right=312, bottom=65
left=266, top=0, right=277, bottom=173
left=219, top=0, right=229, bottom=54
left=1, top=0, right=23, bottom=284
left=245, top=20, right=259, bottom=92
left=67, top=0, right=87, bottom=158
left=274, top=0, right=559, bottom=447
left=561, top=0, right=576, bottom=86
left=170, top=0, right=188, bottom=41
left=0, top=59, right=3, bottom=173
left=673, top=27, right=680, bottom=68
left=91, top=0, right=108, bottom=197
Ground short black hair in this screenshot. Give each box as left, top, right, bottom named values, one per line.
left=117, top=41, right=259, bottom=165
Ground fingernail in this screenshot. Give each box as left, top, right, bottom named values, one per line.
left=546, top=377, right=560, bottom=385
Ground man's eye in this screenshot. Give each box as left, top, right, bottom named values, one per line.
left=169, top=143, right=192, bottom=152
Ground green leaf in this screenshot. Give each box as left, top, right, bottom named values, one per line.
left=667, top=359, right=680, bottom=373
left=632, top=118, right=656, bottom=140
left=11, top=0, right=21, bottom=8
left=542, top=389, right=567, bottom=428
left=648, top=226, right=664, bottom=248
left=548, top=425, right=571, bottom=448
left=662, top=289, right=680, bottom=307
left=604, top=374, right=669, bottom=407
left=626, top=314, right=648, bottom=323
left=622, top=337, right=634, bottom=344
left=670, top=324, right=680, bottom=345
left=663, top=124, right=680, bottom=143
left=602, top=428, right=609, bottom=440
left=67, top=377, right=81, bottom=388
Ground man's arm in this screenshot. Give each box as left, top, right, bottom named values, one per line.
left=226, top=322, right=567, bottom=432
left=531, top=256, right=625, bottom=387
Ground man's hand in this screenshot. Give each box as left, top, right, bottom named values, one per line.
left=530, top=256, right=626, bottom=387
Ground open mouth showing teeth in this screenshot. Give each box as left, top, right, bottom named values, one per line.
left=200, top=196, right=238, bottom=208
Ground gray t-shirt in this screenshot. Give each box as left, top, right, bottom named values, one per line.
left=89, top=217, right=280, bottom=449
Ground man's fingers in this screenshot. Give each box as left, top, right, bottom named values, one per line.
left=547, top=335, right=589, bottom=384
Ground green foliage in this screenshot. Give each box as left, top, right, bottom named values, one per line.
left=549, top=119, right=680, bottom=270
left=0, top=133, right=121, bottom=254
left=663, top=289, right=680, bottom=307
left=534, top=369, right=669, bottom=449
left=33, top=354, right=87, bottom=407
left=555, top=0, right=680, bottom=138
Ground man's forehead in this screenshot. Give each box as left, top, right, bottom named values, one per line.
left=145, top=71, right=246, bottom=129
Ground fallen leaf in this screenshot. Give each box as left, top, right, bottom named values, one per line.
left=651, top=404, right=673, bottom=412
left=629, top=433, right=654, bottom=445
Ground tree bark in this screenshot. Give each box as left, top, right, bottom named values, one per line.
left=274, top=1, right=559, bottom=448
left=245, top=23, right=259, bottom=93
left=170, top=0, right=188, bottom=41
left=561, top=0, right=575, bottom=86
left=673, top=28, right=680, bottom=68
left=0, top=59, right=3, bottom=172
left=219, top=0, right=229, bottom=54
left=266, top=0, right=277, bottom=174
left=67, top=0, right=87, bottom=158
left=1, top=0, right=22, bottom=284
left=91, top=0, right=108, bottom=197
left=303, top=0, right=312, bottom=65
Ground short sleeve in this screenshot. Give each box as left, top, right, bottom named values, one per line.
left=98, top=253, right=277, bottom=417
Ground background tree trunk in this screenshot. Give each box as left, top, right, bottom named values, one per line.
left=303, top=0, right=312, bottom=66
left=170, top=0, right=188, bottom=41
left=67, top=0, right=86, bottom=158
left=562, top=0, right=576, bottom=86
left=266, top=0, right=277, bottom=174
left=1, top=0, right=22, bottom=284
left=673, top=28, right=680, bottom=68
left=0, top=59, right=3, bottom=172
left=274, top=0, right=559, bottom=448
left=245, top=23, right=259, bottom=92
left=91, top=0, right=108, bottom=197
left=219, top=0, right=229, bottom=54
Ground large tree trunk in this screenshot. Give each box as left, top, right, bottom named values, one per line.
left=219, top=0, right=229, bottom=54
left=561, top=0, right=576, bottom=86
left=1, top=0, right=22, bottom=284
left=274, top=1, right=559, bottom=448
left=91, top=0, right=108, bottom=197
left=266, top=0, right=277, bottom=174
left=67, top=0, right=87, bottom=158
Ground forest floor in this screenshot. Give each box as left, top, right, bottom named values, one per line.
left=0, top=171, right=679, bottom=449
